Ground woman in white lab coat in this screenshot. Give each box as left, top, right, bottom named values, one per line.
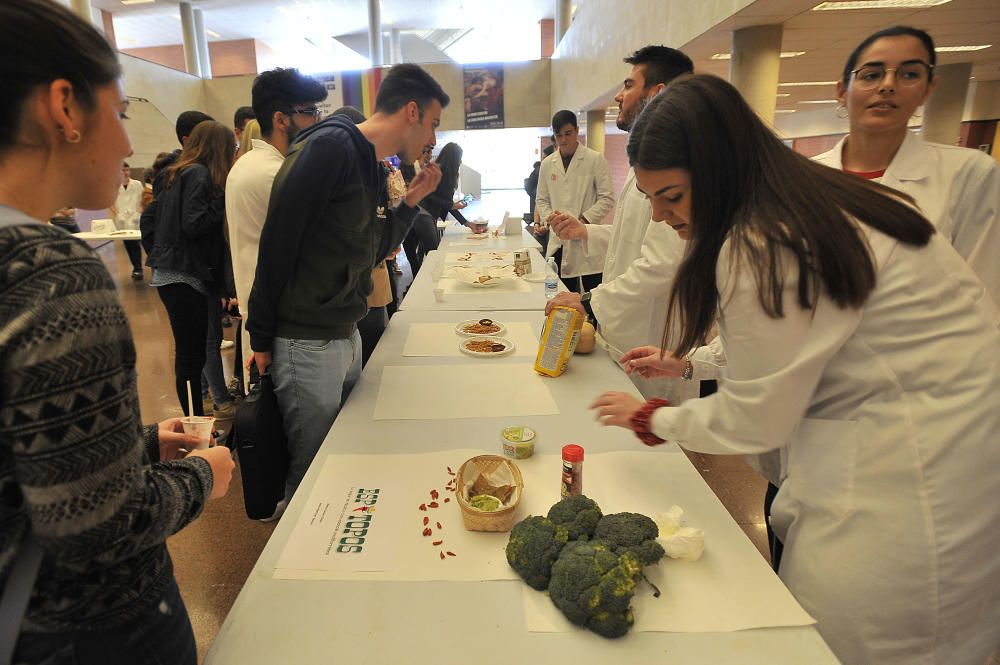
left=591, top=75, right=1000, bottom=665
left=816, top=25, right=1000, bottom=306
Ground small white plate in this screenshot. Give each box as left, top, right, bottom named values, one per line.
left=522, top=272, right=546, bottom=283
left=455, top=319, right=507, bottom=337
left=469, top=277, right=505, bottom=288
left=466, top=233, right=489, bottom=240
left=459, top=336, right=516, bottom=357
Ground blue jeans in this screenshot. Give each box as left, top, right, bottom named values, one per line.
left=13, top=577, right=196, bottom=665
left=201, top=296, right=232, bottom=407
left=271, top=330, right=362, bottom=500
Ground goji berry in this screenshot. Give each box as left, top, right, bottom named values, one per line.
left=423, top=516, right=429, bottom=526
left=430, top=489, right=439, bottom=500
left=428, top=501, right=439, bottom=508
left=432, top=540, right=443, bottom=546
left=444, top=497, right=451, bottom=503
left=440, top=551, right=445, bottom=559
left=419, top=503, right=427, bottom=511
left=422, top=528, right=432, bottom=536
left=436, top=522, right=442, bottom=529
left=446, top=551, right=456, bottom=557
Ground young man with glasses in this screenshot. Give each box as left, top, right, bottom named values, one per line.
left=225, top=69, right=327, bottom=418
left=248, top=64, right=448, bottom=503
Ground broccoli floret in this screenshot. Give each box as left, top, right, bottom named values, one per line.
left=546, top=494, right=603, bottom=541
left=548, top=540, right=644, bottom=638
left=505, top=516, right=570, bottom=590
left=593, top=512, right=665, bottom=566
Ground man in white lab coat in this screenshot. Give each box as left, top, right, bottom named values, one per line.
left=545, top=46, right=694, bottom=400
left=112, top=161, right=145, bottom=280
left=535, top=110, right=615, bottom=294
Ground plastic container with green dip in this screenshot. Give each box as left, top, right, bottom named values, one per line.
left=501, top=426, right=536, bottom=459
left=469, top=494, right=501, bottom=512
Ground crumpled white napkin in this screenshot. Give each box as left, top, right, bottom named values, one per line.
left=654, top=505, right=705, bottom=561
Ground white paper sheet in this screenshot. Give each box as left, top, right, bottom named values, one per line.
left=373, top=365, right=558, bottom=420
left=518, top=453, right=816, bottom=633
left=274, top=450, right=522, bottom=581
left=440, top=277, right=532, bottom=295
left=442, top=264, right=517, bottom=282
left=445, top=251, right=514, bottom=263
left=402, top=322, right=539, bottom=357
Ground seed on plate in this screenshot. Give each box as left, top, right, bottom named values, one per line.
left=436, top=522, right=442, bottom=529
left=440, top=551, right=446, bottom=560
left=432, top=540, right=443, bottom=546
left=446, top=551, right=457, bottom=557
left=423, top=516, right=429, bottom=526
left=422, top=528, right=432, bottom=536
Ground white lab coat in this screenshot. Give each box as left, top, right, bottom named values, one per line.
left=575, top=169, right=688, bottom=401
left=534, top=144, right=615, bottom=278
left=815, top=132, right=1000, bottom=306
left=650, top=227, right=1000, bottom=665
left=113, top=178, right=144, bottom=231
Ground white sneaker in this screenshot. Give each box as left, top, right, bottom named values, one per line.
left=220, top=340, right=234, bottom=350
left=259, top=499, right=287, bottom=523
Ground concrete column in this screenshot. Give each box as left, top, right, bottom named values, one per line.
left=730, top=24, right=783, bottom=124
left=70, top=0, right=94, bottom=24
left=100, top=9, right=117, bottom=49
left=585, top=110, right=605, bottom=154
left=555, top=0, right=571, bottom=47
left=390, top=28, right=403, bottom=65
left=179, top=2, right=201, bottom=77
left=922, top=62, right=973, bottom=146
left=193, top=8, right=212, bottom=80
left=367, top=0, right=384, bottom=67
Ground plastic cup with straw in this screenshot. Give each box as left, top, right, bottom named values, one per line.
left=181, top=379, right=214, bottom=449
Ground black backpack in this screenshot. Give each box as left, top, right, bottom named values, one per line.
left=230, top=372, right=288, bottom=519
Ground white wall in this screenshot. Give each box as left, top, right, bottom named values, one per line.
left=964, top=80, right=1000, bottom=121
left=550, top=0, right=756, bottom=112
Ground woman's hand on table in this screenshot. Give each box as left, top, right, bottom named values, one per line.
left=620, top=346, right=685, bottom=379
left=590, top=391, right=644, bottom=428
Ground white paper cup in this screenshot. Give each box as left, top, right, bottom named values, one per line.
left=433, top=288, right=445, bottom=302
left=181, top=416, right=215, bottom=450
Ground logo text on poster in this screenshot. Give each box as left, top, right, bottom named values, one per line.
left=337, top=487, right=380, bottom=553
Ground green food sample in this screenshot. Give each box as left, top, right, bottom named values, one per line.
left=470, top=494, right=501, bottom=512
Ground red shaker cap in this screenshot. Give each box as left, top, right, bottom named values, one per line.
left=562, top=444, right=584, bottom=462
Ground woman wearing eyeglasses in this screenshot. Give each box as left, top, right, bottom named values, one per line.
left=816, top=25, right=1000, bottom=305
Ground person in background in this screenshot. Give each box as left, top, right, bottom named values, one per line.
left=535, top=110, right=615, bottom=294
left=141, top=121, right=237, bottom=419
left=0, top=3, right=234, bottom=663
left=816, top=25, right=999, bottom=306
left=227, top=68, right=326, bottom=398
left=399, top=144, right=439, bottom=275
left=248, top=63, right=446, bottom=501
left=236, top=118, right=262, bottom=160
left=420, top=142, right=471, bottom=227
left=111, top=160, right=145, bottom=280
left=546, top=45, right=694, bottom=402
left=524, top=142, right=555, bottom=219
left=591, top=74, right=1000, bottom=665
left=151, top=111, right=215, bottom=198
left=233, top=104, right=255, bottom=152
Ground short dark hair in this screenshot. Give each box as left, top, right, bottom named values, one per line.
left=543, top=144, right=555, bottom=157
left=333, top=105, right=366, bottom=124
left=551, top=110, right=577, bottom=133
left=623, top=45, right=693, bottom=88
left=175, top=110, right=214, bottom=145
left=233, top=106, right=256, bottom=130
left=251, top=68, right=327, bottom=136
left=842, top=26, right=936, bottom=85
left=0, top=0, right=120, bottom=154
left=374, top=63, right=450, bottom=117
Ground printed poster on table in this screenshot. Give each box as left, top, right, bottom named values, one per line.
left=463, top=64, right=504, bottom=130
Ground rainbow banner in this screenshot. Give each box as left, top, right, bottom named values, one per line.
left=341, top=67, right=385, bottom=118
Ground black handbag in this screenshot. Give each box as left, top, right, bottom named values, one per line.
left=231, top=373, right=288, bottom=519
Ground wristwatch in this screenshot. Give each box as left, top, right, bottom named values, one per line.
left=580, top=292, right=592, bottom=304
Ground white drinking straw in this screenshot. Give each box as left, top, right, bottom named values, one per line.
left=186, top=380, right=194, bottom=417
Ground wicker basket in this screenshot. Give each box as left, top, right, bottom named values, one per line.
left=455, top=455, right=524, bottom=532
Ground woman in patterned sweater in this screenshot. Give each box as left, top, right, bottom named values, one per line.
left=0, top=2, right=235, bottom=663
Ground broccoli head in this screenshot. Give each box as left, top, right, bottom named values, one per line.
left=505, top=516, right=570, bottom=590
left=548, top=540, right=644, bottom=638
left=546, top=494, right=603, bottom=541
left=593, top=512, right=664, bottom=566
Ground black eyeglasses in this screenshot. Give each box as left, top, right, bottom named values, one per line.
left=288, top=106, right=321, bottom=119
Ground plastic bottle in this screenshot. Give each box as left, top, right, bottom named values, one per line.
left=544, top=257, right=559, bottom=300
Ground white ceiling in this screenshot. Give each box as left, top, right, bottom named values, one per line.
left=95, top=0, right=999, bottom=111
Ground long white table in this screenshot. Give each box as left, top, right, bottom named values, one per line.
left=437, top=218, right=541, bottom=252
left=205, top=307, right=840, bottom=665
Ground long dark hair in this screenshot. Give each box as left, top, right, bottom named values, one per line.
left=435, top=142, right=463, bottom=194
left=165, top=121, right=234, bottom=191
left=0, top=0, right=120, bottom=154
left=627, top=75, right=934, bottom=356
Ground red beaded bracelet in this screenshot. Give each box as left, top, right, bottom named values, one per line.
left=630, top=398, right=671, bottom=446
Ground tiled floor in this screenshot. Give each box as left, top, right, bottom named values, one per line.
left=98, top=216, right=770, bottom=662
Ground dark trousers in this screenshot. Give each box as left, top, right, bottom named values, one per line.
left=157, top=283, right=209, bottom=416
left=357, top=306, right=388, bottom=367
left=123, top=240, right=143, bottom=271
left=764, top=481, right=784, bottom=571
left=13, top=577, right=197, bottom=665
left=401, top=211, right=440, bottom=276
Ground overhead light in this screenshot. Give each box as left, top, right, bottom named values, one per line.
left=813, top=0, right=951, bottom=10
left=776, top=93, right=791, bottom=97
left=937, top=45, right=991, bottom=52
left=121, top=0, right=155, bottom=5
left=775, top=109, right=797, bottom=114
left=206, top=29, right=221, bottom=38
left=711, top=51, right=805, bottom=60
left=799, top=99, right=839, bottom=104
left=277, top=5, right=289, bottom=14
left=779, top=80, right=838, bottom=87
